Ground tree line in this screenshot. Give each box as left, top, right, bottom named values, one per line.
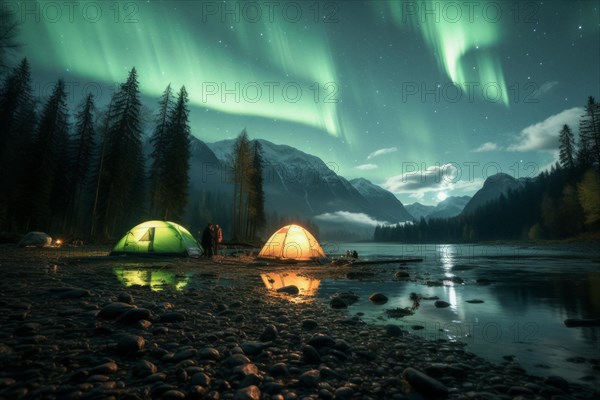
left=374, top=96, right=600, bottom=243
left=0, top=59, right=192, bottom=239
left=0, top=57, right=269, bottom=242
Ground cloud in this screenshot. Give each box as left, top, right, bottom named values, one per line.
left=508, top=107, right=583, bottom=152
left=382, top=164, right=485, bottom=200
left=367, top=147, right=398, bottom=160
left=354, top=163, right=378, bottom=170
left=535, top=80, right=559, bottom=98
left=314, top=211, right=392, bottom=226
left=472, top=142, right=501, bottom=152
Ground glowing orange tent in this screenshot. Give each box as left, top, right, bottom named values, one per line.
left=258, top=224, right=326, bottom=261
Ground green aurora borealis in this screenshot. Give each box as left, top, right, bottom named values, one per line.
left=14, top=0, right=600, bottom=204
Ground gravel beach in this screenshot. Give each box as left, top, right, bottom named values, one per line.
left=0, top=246, right=597, bottom=400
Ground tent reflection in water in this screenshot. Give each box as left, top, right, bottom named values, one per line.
left=261, top=272, right=321, bottom=296
left=115, top=269, right=189, bottom=291
left=111, top=220, right=202, bottom=257
left=258, top=224, right=326, bottom=261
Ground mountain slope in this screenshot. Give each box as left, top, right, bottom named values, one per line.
left=428, top=196, right=471, bottom=219
left=405, top=203, right=435, bottom=220
left=204, top=139, right=411, bottom=225
left=349, top=178, right=413, bottom=222
left=462, top=173, right=526, bottom=215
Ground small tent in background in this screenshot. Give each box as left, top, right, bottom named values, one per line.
left=258, top=224, right=326, bottom=261
left=111, top=221, right=202, bottom=257
left=18, top=232, right=52, bottom=247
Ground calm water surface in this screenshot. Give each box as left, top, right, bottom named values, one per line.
left=319, top=243, right=600, bottom=383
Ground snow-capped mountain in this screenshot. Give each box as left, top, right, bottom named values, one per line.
left=349, top=178, right=413, bottom=223
left=203, top=139, right=411, bottom=227
left=427, top=196, right=472, bottom=220
left=462, top=173, right=527, bottom=215
left=405, top=203, right=435, bottom=220
left=405, top=196, right=471, bottom=220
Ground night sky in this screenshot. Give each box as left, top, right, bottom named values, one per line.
left=16, top=0, right=600, bottom=205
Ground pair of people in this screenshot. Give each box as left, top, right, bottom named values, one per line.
left=200, top=223, right=223, bottom=257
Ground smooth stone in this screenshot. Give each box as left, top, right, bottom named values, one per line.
left=334, top=386, right=355, bottom=400
left=269, top=363, right=289, bottom=378
left=116, top=334, right=145, bottom=354
left=190, top=372, right=211, bottom=387
left=171, top=348, right=197, bottom=362
left=330, top=297, right=347, bottom=309
left=224, top=354, right=252, bottom=367
left=198, top=347, right=220, bottom=360
left=403, top=367, right=448, bottom=398
left=434, top=300, right=451, bottom=308
left=308, top=334, right=336, bottom=348
left=385, top=324, right=404, bottom=337
left=90, top=362, right=118, bottom=375
left=144, top=372, right=167, bottom=382
left=116, top=308, right=151, bottom=324
left=98, top=303, right=136, bottom=319
left=299, top=369, right=320, bottom=387
left=302, top=319, right=318, bottom=329
left=276, top=285, right=299, bottom=295
left=240, top=341, right=267, bottom=356
left=466, top=299, right=484, bottom=304
left=302, top=345, right=321, bottom=364
left=260, top=324, right=278, bottom=341
left=132, top=360, right=157, bottom=377
left=234, top=385, right=261, bottom=400
left=368, top=292, right=388, bottom=305
left=160, top=311, right=186, bottom=323
left=395, top=271, right=410, bottom=279
left=117, top=292, right=134, bottom=304
left=162, top=389, right=186, bottom=399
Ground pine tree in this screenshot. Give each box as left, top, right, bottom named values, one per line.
left=577, top=96, right=600, bottom=169
left=558, top=124, right=576, bottom=170
left=0, top=58, right=36, bottom=230
left=96, top=67, right=145, bottom=237
left=577, top=169, right=600, bottom=226
left=161, top=85, right=191, bottom=221
left=230, top=130, right=253, bottom=241
left=148, top=84, right=174, bottom=217
left=18, top=79, right=70, bottom=231
left=67, top=93, right=96, bottom=233
left=247, top=140, right=266, bottom=240
left=0, top=0, right=21, bottom=72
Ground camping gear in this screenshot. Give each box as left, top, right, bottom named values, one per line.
left=258, top=224, right=326, bottom=261
left=18, top=232, right=52, bottom=247
left=111, top=220, right=202, bottom=256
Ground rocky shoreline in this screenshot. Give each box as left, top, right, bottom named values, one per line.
left=0, top=246, right=597, bottom=399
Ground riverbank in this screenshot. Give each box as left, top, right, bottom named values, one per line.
left=0, top=246, right=596, bottom=399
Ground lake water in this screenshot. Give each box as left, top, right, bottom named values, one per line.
left=319, top=243, right=600, bottom=383
left=114, top=243, right=600, bottom=384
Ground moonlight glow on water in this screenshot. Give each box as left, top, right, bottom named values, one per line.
left=14, top=0, right=600, bottom=204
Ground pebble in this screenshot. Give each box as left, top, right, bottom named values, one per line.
left=302, top=344, right=321, bottom=364
left=276, top=285, right=299, bottom=295
left=302, top=319, right=318, bottom=329
left=260, top=324, right=278, bottom=341
left=116, top=334, right=145, bottom=354
left=403, top=367, right=448, bottom=398
left=434, top=300, right=451, bottom=308
left=234, top=385, right=261, bottom=400
left=160, top=311, right=186, bottom=322
left=330, top=297, right=347, bottom=309
left=368, top=292, right=388, bottom=304
left=98, top=302, right=136, bottom=319
left=299, top=369, right=321, bottom=387
left=116, top=307, right=151, bottom=324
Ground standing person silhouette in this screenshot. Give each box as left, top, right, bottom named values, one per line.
left=201, top=223, right=213, bottom=258
left=214, top=224, right=223, bottom=255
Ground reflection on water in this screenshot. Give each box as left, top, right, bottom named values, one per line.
left=260, top=272, right=320, bottom=302
left=319, top=243, right=600, bottom=383
left=113, top=267, right=231, bottom=291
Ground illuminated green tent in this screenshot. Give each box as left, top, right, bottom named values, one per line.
left=111, top=221, right=202, bottom=256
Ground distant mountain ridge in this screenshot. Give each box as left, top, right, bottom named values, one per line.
left=462, top=173, right=528, bottom=215
left=405, top=196, right=471, bottom=220
left=197, top=138, right=413, bottom=237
